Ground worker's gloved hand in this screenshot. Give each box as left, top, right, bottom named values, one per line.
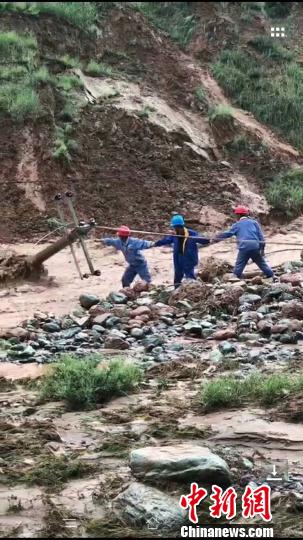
left=149, top=242, right=155, bottom=248
left=260, top=244, right=265, bottom=257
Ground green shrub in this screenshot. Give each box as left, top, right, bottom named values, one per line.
left=33, top=66, right=52, bottom=83
left=135, top=2, right=198, bottom=48
left=0, top=31, right=37, bottom=67
left=35, top=2, right=97, bottom=31
left=264, top=2, right=293, bottom=18
left=266, top=168, right=303, bottom=218
left=40, top=355, right=142, bottom=410
left=213, top=49, right=303, bottom=149
left=0, top=82, right=40, bottom=121
left=249, top=35, right=294, bottom=61
left=0, top=65, right=28, bottom=80
left=201, top=371, right=303, bottom=411
left=85, top=60, right=113, bottom=77
left=60, top=54, right=81, bottom=68
left=56, top=74, right=84, bottom=92
left=209, top=104, right=235, bottom=123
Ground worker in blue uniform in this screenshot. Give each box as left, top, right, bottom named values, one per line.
left=154, top=215, right=210, bottom=288
left=101, top=225, right=154, bottom=287
left=213, top=206, right=276, bottom=280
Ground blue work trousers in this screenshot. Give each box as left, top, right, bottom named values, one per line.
left=234, top=249, right=273, bottom=278
left=122, top=263, right=151, bottom=287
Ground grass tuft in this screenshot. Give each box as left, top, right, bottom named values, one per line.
left=85, top=60, right=113, bottom=77
left=40, top=354, right=143, bottom=410
left=266, top=167, right=303, bottom=218
left=135, top=2, right=198, bottom=48
left=209, top=104, right=235, bottom=123
left=201, top=371, right=303, bottom=411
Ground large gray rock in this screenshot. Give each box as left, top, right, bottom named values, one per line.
left=108, top=292, right=128, bottom=304
left=114, top=482, right=184, bottom=531
left=43, top=321, right=61, bottom=333
left=130, top=444, right=230, bottom=485
left=104, top=336, right=130, bottom=350
left=239, top=294, right=262, bottom=306
left=79, top=293, right=100, bottom=310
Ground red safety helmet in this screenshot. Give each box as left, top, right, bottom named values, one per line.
left=234, top=205, right=250, bottom=215
left=117, top=225, right=130, bottom=237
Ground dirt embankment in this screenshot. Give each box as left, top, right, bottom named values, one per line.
left=0, top=6, right=301, bottom=242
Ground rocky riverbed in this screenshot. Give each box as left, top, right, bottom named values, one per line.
left=1, top=261, right=303, bottom=537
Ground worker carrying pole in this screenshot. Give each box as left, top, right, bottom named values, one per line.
left=153, top=214, right=210, bottom=288
left=212, top=205, right=278, bottom=281
left=99, top=225, right=154, bottom=288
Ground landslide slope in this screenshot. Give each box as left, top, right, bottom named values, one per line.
left=0, top=2, right=301, bottom=241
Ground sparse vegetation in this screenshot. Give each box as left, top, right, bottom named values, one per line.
left=266, top=167, right=303, bottom=218
left=209, top=104, right=235, bottom=123
left=40, top=354, right=143, bottom=410
left=0, top=2, right=97, bottom=31
left=53, top=124, right=78, bottom=163
left=23, top=455, right=93, bottom=488
left=137, top=105, right=156, bottom=118
left=32, top=66, right=52, bottom=84
left=195, top=86, right=208, bottom=110
left=201, top=371, right=303, bottom=411
left=213, top=49, right=303, bottom=148
left=264, top=1, right=293, bottom=18
left=85, top=60, right=113, bottom=77
left=0, top=31, right=49, bottom=121
left=249, top=35, right=294, bottom=61
left=135, top=2, right=198, bottom=48
left=59, top=54, right=81, bottom=68
left=226, top=135, right=268, bottom=156
left=56, top=73, right=84, bottom=92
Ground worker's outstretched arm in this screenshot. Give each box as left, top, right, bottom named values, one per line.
left=101, top=238, right=120, bottom=248
left=213, top=223, right=238, bottom=242
left=131, top=239, right=155, bottom=250
left=193, top=232, right=211, bottom=246
left=154, top=235, right=174, bottom=248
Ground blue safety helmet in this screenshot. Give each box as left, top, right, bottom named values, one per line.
left=171, top=214, right=185, bottom=227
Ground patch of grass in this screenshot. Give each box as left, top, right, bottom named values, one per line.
left=213, top=49, right=303, bottom=149
left=195, top=86, right=208, bottom=111
left=249, top=35, right=294, bottom=61
left=201, top=371, right=303, bottom=411
left=209, top=104, right=235, bottom=123
left=32, top=66, right=52, bottom=84
left=135, top=2, right=198, bottom=48
left=226, top=135, right=268, bottom=156
left=56, top=74, right=84, bottom=92
left=53, top=124, right=78, bottom=162
left=264, top=2, right=293, bottom=18
left=137, top=105, right=156, bottom=118
left=266, top=167, right=303, bottom=218
left=85, top=60, right=113, bottom=77
left=46, top=217, right=62, bottom=231
left=33, top=2, right=97, bottom=31
left=59, top=99, right=79, bottom=122
left=0, top=82, right=41, bottom=121
left=59, top=54, right=81, bottom=68
left=0, top=31, right=37, bottom=62
left=23, top=455, right=93, bottom=489
left=0, top=65, right=28, bottom=81
left=40, top=354, right=143, bottom=410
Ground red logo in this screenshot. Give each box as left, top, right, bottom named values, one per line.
left=180, top=482, right=208, bottom=524
left=180, top=483, right=272, bottom=523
